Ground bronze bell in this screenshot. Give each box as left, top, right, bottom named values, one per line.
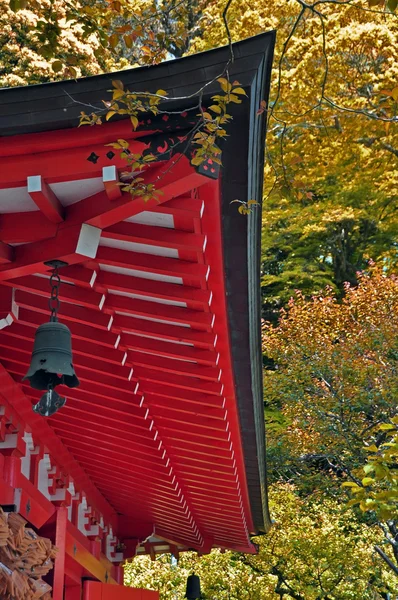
left=185, top=575, right=201, bottom=600
left=24, top=321, right=79, bottom=390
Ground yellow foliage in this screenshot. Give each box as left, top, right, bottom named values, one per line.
left=125, top=484, right=396, bottom=599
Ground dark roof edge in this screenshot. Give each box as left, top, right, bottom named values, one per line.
left=246, top=40, right=274, bottom=533
left=0, top=31, right=276, bottom=137
left=218, top=31, right=275, bottom=535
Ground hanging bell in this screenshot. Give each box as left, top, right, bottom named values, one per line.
left=185, top=574, right=201, bottom=600
left=23, top=321, right=79, bottom=390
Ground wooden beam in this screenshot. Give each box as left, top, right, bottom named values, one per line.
left=143, top=392, right=224, bottom=415
left=123, top=334, right=218, bottom=365
left=103, top=166, right=122, bottom=201
left=127, top=350, right=221, bottom=380
left=140, top=384, right=224, bottom=409
left=0, top=240, right=13, bottom=264
left=27, top=175, right=64, bottom=223
left=22, top=377, right=140, bottom=410
left=0, top=137, right=148, bottom=186
left=1, top=358, right=136, bottom=394
left=16, top=307, right=119, bottom=349
left=102, top=222, right=206, bottom=253
left=0, top=211, right=57, bottom=244
left=51, top=436, right=169, bottom=476
left=0, top=223, right=101, bottom=281
left=0, top=325, right=126, bottom=366
left=0, top=287, right=18, bottom=329
left=53, top=508, right=68, bottom=600
left=146, top=404, right=227, bottom=431
left=0, top=343, right=133, bottom=384
left=113, top=314, right=215, bottom=348
left=0, top=364, right=118, bottom=528
left=8, top=275, right=105, bottom=309
left=96, top=245, right=209, bottom=284
left=98, top=271, right=211, bottom=309
left=105, top=294, right=213, bottom=330
left=51, top=419, right=160, bottom=459
left=134, top=366, right=223, bottom=395
left=64, top=156, right=208, bottom=230
left=14, top=288, right=111, bottom=330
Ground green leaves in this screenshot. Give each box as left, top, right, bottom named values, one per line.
left=386, top=0, right=398, bottom=11
left=51, top=60, right=63, bottom=73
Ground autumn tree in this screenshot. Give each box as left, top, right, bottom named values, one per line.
left=0, top=0, right=121, bottom=86
left=125, top=484, right=396, bottom=599
left=262, top=267, right=398, bottom=576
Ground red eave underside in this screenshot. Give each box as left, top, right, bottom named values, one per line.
left=0, top=121, right=255, bottom=553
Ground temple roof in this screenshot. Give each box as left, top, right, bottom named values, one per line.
left=0, top=31, right=275, bottom=555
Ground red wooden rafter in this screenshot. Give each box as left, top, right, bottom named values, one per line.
left=0, top=142, right=256, bottom=554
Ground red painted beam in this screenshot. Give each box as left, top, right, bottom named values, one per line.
left=49, top=402, right=151, bottom=437
left=167, top=457, right=236, bottom=479
left=158, top=197, right=204, bottom=219
left=0, top=287, right=18, bottom=329
left=53, top=508, right=68, bottom=600
left=113, top=314, right=215, bottom=348
left=64, top=156, right=208, bottom=229
left=0, top=137, right=148, bottom=186
left=102, top=222, right=206, bottom=253
left=123, top=335, right=218, bottom=366
left=15, top=289, right=111, bottom=330
left=97, top=271, right=211, bottom=309
left=62, top=452, right=177, bottom=494
left=159, top=432, right=232, bottom=456
left=2, top=358, right=136, bottom=395
left=0, top=344, right=132, bottom=382
left=57, top=265, right=98, bottom=288
left=0, top=118, right=150, bottom=158
left=102, top=165, right=122, bottom=201
left=0, top=325, right=125, bottom=365
left=134, top=367, right=222, bottom=395
left=66, top=521, right=118, bottom=585
left=145, top=404, right=227, bottom=431
left=0, top=223, right=101, bottom=281
left=53, top=436, right=169, bottom=477
left=51, top=419, right=161, bottom=460
left=24, top=385, right=145, bottom=421
left=141, top=384, right=224, bottom=409
left=0, top=211, right=57, bottom=244
left=2, top=456, right=56, bottom=527
left=155, top=421, right=228, bottom=444
left=80, top=474, right=182, bottom=507
left=27, top=175, right=64, bottom=223
left=17, top=307, right=119, bottom=349
left=0, top=364, right=118, bottom=528
left=127, top=350, right=220, bottom=380
left=7, top=275, right=105, bottom=309
left=106, top=294, right=213, bottom=330
left=166, top=451, right=233, bottom=473
left=96, top=246, right=209, bottom=283
left=0, top=241, right=13, bottom=264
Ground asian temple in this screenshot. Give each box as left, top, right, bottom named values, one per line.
left=0, top=31, right=275, bottom=600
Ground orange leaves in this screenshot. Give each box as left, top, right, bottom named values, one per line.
left=257, top=99, right=267, bottom=115
left=263, top=267, right=398, bottom=514
left=379, top=86, right=398, bottom=101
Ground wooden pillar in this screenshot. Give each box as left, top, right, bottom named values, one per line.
left=65, top=585, right=82, bottom=600
left=53, top=507, right=68, bottom=600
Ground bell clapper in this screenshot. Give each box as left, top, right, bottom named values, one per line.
left=33, top=383, right=66, bottom=418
